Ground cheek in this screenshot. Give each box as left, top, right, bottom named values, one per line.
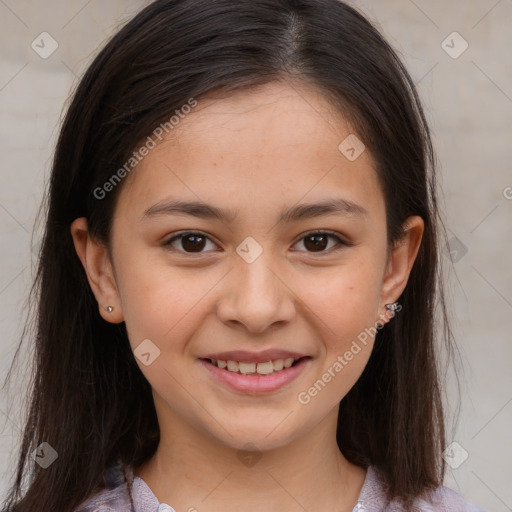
left=114, top=254, right=220, bottom=354
left=294, top=253, right=385, bottom=341
left=291, top=252, right=385, bottom=401
left=115, top=262, right=218, bottom=404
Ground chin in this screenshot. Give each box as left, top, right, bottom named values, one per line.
left=223, top=434, right=291, bottom=453
left=206, top=418, right=303, bottom=453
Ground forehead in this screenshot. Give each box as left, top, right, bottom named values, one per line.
left=170, top=80, right=353, bottom=151
left=117, top=80, right=384, bottom=219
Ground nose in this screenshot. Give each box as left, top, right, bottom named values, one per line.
left=216, top=250, right=296, bottom=334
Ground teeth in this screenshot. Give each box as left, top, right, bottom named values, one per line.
left=239, top=362, right=256, bottom=374
left=210, top=357, right=302, bottom=375
left=284, top=357, right=294, bottom=368
left=256, top=361, right=274, bottom=375
left=227, top=360, right=239, bottom=372
left=273, top=359, right=284, bottom=371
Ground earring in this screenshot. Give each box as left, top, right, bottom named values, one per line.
left=385, top=302, right=399, bottom=312
left=105, top=306, right=113, bottom=313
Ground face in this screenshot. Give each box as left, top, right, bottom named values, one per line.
left=73, top=80, right=422, bottom=452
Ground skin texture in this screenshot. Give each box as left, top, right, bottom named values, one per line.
left=71, top=80, right=423, bottom=512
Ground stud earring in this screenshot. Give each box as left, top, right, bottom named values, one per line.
left=105, top=306, right=113, bottom=313
left=385, top=302, right=399, bottom=312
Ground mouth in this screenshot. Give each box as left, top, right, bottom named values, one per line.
left=201, top=356, right=310, bottom=376
left=198, top=353, right=312, bottom=394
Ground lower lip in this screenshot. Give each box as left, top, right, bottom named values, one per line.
left=199, top=358, right=311, bottom=394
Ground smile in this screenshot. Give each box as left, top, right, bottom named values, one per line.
left=207, top=357, right=299, bottom=375
left=199, top=356, right=311, bottom=394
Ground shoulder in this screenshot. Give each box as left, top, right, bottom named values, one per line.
left=407, top=485, right=488, bottom=512
left=73, top=460, right=133, bottom=512
left=357, top=466, right=487, bottom=512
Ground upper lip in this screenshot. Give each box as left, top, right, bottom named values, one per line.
left=200, top=349, right=309, bottom=363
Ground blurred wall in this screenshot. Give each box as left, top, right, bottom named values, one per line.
left=1, top=1, right=510, bottom=509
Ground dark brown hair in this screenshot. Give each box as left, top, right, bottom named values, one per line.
left=1, top=0, right=454, bottom=510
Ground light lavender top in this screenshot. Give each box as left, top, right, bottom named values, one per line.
left=75, top=459, right=486, bottom=512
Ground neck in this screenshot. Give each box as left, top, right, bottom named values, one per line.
left=134, top=405, right=366, bottom=512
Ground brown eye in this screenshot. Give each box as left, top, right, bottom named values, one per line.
left=164, top=232, right=218, bottom=253
left=292, top=231, right=346, bottom=253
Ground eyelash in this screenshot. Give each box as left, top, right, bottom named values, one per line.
left=163, top=230, right=351, bottom=255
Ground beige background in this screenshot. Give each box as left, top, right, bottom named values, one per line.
left=0, top=1, right=511, bottom=509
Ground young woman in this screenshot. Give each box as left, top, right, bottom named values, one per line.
left=1, top=1, right=486, bottom=511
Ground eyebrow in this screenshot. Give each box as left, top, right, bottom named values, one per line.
left=141, top=198, right=367, bottom=224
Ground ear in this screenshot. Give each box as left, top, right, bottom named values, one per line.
left=70, top=217, right=124, bottom=323
left=378, top=216, right=424, bottom=319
